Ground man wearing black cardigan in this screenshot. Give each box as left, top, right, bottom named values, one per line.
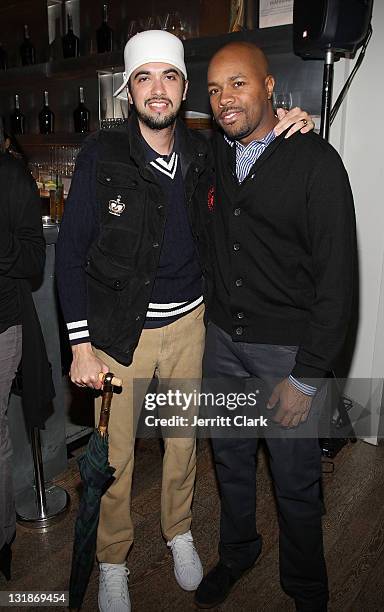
left=195, top=43, right=356, bottom=611
left=0, top=127, right=52, bottom=582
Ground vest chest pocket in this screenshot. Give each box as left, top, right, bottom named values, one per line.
left=97, top=162, right=144, bottom=223
left=97, top=161, right=140, bottom=189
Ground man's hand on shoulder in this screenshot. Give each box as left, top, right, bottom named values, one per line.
left=267, top=377, right=312, bottom=428
left=274, top=107, right=314, bottom=139
left=70, top=342, right=109, bottom=390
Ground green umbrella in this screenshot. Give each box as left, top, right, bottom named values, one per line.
left=69, top=372, right=121, bottom=610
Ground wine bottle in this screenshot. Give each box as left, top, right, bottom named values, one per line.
left=73, top=87, right=90, bottom=133
left=39, top=91, right=55, bottom=134
left=62, top=14, right=79, bottom=59
left=97, top=4, right=113, bottom=53
left=20, top=24, right=36, bottom=66
left=10, top=94, right=25, bottom=135
left=0, top=43, right=7, bottom=70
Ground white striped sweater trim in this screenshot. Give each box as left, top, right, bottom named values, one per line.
left=67, top=320, right=88, bottom=330
left=146, top=295, right=203, bottom=318
left=67, top=320, right=90, bottom=343
left=150, top=152, right=178, bottom=179
left=66, top=296, right=204, bottom=343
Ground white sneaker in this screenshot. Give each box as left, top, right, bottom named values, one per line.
left=167, top=530, right=203, bottom=591
left=98, top=562, right=131, bottom=612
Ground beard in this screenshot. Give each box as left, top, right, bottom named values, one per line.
left=134, top=101, right=179, bottom=131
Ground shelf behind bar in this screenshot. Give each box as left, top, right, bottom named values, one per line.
left=0, top=51, right=124, bottom=89
left=0, top=26, right=294, bottom=88
left=18, top=132, right=88, bottom=147
left=17, top=118, right=211, bottom=149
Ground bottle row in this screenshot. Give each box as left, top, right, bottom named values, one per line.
left=10, top=87, right=90, bottom=135
left=0, top=6, right=195, bottom=70
left=0, top=4, right=112, bottom=69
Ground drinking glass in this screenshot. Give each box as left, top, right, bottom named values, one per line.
left=163, top=11, right=183, bottom=38
left=127, top=20, right=140, bottom=40
left=140, top=16, right=156, bottom=31
left=157, top=14, right=168, bottom=30
left=272, top=92, right=292, bottom=111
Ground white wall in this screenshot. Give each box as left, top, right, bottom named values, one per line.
left=330, top=1, right=384, bottom=444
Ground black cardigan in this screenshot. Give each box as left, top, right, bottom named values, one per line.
left=206, top=130, right=357, bottom=382
left=0, top=152, right=54, bottom=427
left=0, top=153, right=44, bottom=332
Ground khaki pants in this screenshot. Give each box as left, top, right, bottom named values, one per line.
left=95, top=304, right=205, bottom=563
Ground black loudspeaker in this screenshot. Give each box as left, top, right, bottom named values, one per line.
left=293, top=0, right=373, bottom=59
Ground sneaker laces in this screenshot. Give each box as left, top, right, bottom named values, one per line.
left=168, top=532, right=199, bottom=568
left=101, top=564, right=130, bottom=603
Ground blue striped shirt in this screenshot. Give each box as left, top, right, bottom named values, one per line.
left=224, top=129, right=276, bottom=183
left=225, top=130, right=317, bottom=397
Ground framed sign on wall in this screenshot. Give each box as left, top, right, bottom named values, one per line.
left=259, top=0, right=294, bottom=29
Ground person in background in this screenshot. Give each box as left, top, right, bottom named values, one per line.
left=55, top=30, right=313, bottom=612
left=194, top=42, right=356, bottom=611
left=2, top=129, right=27, bottom=162
left=0, top=119, right=52, bottom=582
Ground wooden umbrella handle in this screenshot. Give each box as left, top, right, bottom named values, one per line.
left=98, top=372, right=123, bottom=387
left=97, top=371, right=123, bottom=436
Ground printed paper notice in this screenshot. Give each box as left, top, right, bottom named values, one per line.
left=259, top=0, right=293, bottom=29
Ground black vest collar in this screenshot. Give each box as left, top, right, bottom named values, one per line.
left=98, top=111, right=209, bottom=181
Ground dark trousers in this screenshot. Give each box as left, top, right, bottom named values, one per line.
left=203, top=322, right=328, bottom=611
left=0, top=325, right=22, bottom=551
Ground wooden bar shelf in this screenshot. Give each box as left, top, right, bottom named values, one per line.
left=0, top=25, right=294, bottom=88
left=17, top=132, right=87, bottom=147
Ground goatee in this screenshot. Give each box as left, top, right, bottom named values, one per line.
left=219, top=121, right=251, bottom=142
left=135, top=107, right=178, bottom=131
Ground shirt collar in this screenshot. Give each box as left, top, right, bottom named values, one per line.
left=141, top=128, right=177, bottom=163
left=224, top=128, right=276, bottom=151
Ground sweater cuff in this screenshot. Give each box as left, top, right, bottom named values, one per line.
left=66, top=320, right=90, bottom=345
left=291, top=362, right=329, bottom=388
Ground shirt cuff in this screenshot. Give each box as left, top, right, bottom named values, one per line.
left=66, top=320, right=90, bottom=345
left=288, top=375, right=317, bottom=396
